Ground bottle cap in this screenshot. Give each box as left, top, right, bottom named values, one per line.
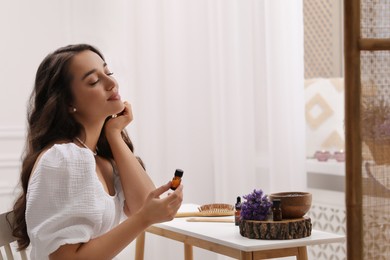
left=236, top=196, right=241, bottom=203
left=174, top=169, right=184, bottom=177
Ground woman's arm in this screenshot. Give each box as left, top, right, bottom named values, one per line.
left=105, top=102, right=156, bottom=214
left=50, top=183, right=183, bottom=260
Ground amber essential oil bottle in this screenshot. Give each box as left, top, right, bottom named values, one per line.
left=170, top=169, right=184, bottom=190
left=272, top=199, right=283, bottom=221
left=235, top=196, right=242, bottom=226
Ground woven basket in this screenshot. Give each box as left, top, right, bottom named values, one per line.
left=365, top=140, right=390, bottom=165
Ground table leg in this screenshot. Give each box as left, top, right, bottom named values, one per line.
left=240, top=251, right=253, bottom=260
left=135, top=232, right=146, bottom=260
left=184, top=243, right=193, bottom=260
left=297, top=246, right=308, bottom=260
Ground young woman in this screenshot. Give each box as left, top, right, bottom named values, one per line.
left=11, top=44, right=183, bottom=259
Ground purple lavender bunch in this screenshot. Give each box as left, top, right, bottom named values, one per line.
left=240, top=189, right=272, bottom=221
left=374, top=119, right=390, bottom=140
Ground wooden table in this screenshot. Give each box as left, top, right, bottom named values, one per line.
left=134, top=215, right=345, bottom=260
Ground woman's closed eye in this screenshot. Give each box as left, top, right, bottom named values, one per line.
left=89, top=72, right=114, bottom=86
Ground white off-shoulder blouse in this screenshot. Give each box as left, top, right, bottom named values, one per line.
left=26, top=143, right=125, bottom=260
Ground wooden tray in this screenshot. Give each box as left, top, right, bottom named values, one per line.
left=239, top=217, right=312, bottom=240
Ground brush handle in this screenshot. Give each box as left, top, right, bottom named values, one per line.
left=175, top=211, right=234, bottom=218
left=186, top=217, right=234, bottom=223
left=175, top=212, right=206, bottom=217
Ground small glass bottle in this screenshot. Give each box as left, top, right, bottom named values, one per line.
left=170, top=169, right=184, bottom=190
left=234, top=196, right=242, bottom=226
left=272, top=199, right=282, bottom=221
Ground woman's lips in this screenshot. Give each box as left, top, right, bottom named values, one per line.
left=108, top=93, right=121, bottom=101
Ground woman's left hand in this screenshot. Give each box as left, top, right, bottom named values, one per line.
left=104, top=101, right=133, bottom=136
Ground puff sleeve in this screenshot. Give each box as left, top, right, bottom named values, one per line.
left=26, top=144, right=121, bottom=259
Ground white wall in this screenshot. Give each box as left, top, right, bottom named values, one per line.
left=0, top=1, right=104, bottom=205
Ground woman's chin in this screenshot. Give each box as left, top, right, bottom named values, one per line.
left=112, top=104, right=125, bottom=116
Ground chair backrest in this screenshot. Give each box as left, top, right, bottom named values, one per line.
left=0, top=211, right=28, bottom=260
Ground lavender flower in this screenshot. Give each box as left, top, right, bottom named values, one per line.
left=374, top=120, right=390, bottom=139
left=361, top=98, right=390, bottom=142
left=240, top=189, right=272, bottom=221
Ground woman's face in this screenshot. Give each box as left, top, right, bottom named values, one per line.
left=68, top=50, right=124, bottom=124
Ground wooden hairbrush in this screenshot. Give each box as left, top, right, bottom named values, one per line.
left=175, top=203, right=234, bottom=218
left=186, top=217, right=234, bottom=223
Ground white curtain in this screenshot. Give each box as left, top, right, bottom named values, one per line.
left=2, top=0, right=304, bottom=259
left=123, top=1, right=305, bottom=259
left=125, top=0, right=305, bottom=201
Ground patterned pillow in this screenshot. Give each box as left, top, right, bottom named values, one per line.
left=305, top=78, right=344, bottom=158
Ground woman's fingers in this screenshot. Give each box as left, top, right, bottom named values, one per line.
left=142, top=183, right=183, bottom=224
left=121, top=101, right=133, bottom=119
left=105, top=101, right=133, bottom=134
left=148, top=182, right=171, bottom=199
left=165, top=185, right=183, bottom=210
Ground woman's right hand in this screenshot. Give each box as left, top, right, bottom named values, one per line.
left=140, top=182, right=183, bottom=225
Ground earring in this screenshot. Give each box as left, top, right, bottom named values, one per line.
left=72, top=107, right=77, bottom=113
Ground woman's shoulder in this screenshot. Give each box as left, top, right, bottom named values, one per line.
left=40, top=142, right=93, bottom=165
left=29, top=142, right=94, bottom=181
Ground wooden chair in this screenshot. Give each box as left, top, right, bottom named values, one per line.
left=0, top=211, right=28, bottom=260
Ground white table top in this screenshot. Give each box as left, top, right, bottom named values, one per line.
left=153, top=204, right=345, bottom=252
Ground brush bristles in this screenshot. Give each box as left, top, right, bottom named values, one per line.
left=198, top=203, right=234, bottom=213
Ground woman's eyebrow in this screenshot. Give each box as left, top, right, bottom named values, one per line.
left=81, top=62, right=108, bottom=80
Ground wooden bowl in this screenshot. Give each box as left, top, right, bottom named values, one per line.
left=269, top=192, right=312, bottom=219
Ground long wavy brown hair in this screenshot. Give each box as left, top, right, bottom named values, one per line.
left=10, top=44, right=143, bottom=250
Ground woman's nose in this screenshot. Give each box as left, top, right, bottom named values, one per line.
left=104, top=75, right=117, bottom=90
